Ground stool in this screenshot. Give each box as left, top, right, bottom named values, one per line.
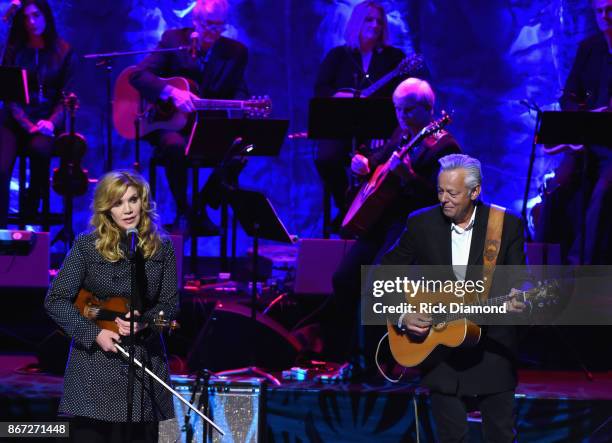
left=149, top=155, right=238, bottom=270
left=6, top=151, right=63, bottom=230
left=149, top=156, right=216, bottom=260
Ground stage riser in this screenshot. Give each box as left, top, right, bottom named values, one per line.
left=4, top=390, right=609, bottom=442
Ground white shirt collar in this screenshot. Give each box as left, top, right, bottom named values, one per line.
left=450, top=206, right=477, bottom=234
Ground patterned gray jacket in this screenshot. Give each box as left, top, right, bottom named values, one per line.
left=45, top=232, right=178, bottom=422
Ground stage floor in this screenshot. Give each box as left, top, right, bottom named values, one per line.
left=2, top=354, right=612, bottom=442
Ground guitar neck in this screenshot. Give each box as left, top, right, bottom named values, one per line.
left=192, top=98, right=247, bottom=111
left=396, top=131, right=423, bottom=160
left=360, top=67, right=399, bottom=98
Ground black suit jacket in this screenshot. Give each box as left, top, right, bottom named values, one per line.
left=560, top=33, right=611, bottom=110
left=129, top=28, right=248, bottom=101
left=382, top=202, right=526, bottom=395
left=314, top=45, right=410, bottom=98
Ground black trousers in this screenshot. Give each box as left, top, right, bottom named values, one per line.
left=0, top=120, right=54, bottom=227
left=68, top=417, right=158, bottom=443
left=314, top=139, right=351, bottom=212
left=147, top=130, right=190, bottom=218
left=430, top=391, right=516, bottom=443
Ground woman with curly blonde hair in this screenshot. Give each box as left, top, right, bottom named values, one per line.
left=45, top=169, right=177, bottom=442
left=91, top=170, right=162, bottom=262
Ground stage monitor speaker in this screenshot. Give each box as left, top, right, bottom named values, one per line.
left=159, top=375, right=265, bottom=443
left=0, top=231, right=49, bottom=287
left=293, top=238, right=355, bottom=295
left=181, top=300, right=302, bottom=373
left=0, top=229, right=36, bottom=254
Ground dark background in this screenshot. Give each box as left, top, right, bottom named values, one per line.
left=0, top=0, right=600, bottom=256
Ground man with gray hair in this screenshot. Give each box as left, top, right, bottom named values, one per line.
left=383, top=153, right=526, bottom=442
left=130, top=0, right=248, bottom=236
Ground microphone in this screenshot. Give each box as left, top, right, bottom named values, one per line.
left=126, top=228, right=138, bottom=260
left=3, top=0, right=21, bottom=23
left=190, top=31, right=199, bottom=59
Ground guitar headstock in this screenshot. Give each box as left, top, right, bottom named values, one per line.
left=245, top=95, right=272, bottom=118
left=419, top=111, right=453, bottom=139
left=396, top=53, right=425, bottom=76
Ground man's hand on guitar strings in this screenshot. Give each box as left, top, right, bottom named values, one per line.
left=401, top=312, right=432, bottom=337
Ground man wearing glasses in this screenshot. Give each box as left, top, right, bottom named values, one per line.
left=130, top=0, right=248, bottom=235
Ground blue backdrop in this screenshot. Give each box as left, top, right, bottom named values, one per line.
left=0, top=0, right=601, bottom=256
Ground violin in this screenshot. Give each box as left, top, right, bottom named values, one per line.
left=73, top=288, right=179, bottom=334
left=52, top=92, right=88, bottom=197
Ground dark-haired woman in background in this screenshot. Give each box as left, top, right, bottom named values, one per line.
left=0, top=0, right=76, bottom=227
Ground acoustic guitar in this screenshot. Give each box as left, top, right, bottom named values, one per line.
left=342, top=113, right=452, bottom=237
left=73, top=288, right=178, bottom=334
left=387, top=282, right=558, bottom=368
left=113, top=65, right=272, bottom=139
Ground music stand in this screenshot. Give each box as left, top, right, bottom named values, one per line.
left=526, top=111, right=612, bottom=263
left=226, top=188, right=295, bottom=382
left=308, top=97, right=397, bottom=237
left=536, top=111, right=612, bottom=146
left=186, top=117, right=288, bottom=162
left=308, top=97, right=397, bottom=139
left=186, top=117, right=288, bottom=268
left=0, top=67, right=35, bottom=104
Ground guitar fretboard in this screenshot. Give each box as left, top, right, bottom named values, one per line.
left=360, top=67, right=400, bottom=98
left=193, top=99, right=247, bottom=111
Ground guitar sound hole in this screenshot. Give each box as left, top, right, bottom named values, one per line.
left=153, top=101, right=175, bottom=122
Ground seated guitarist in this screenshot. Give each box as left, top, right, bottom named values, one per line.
left=382, top=154, right=526, bottom=443
left=129, top=0, right=248, bottom=236
left=535, top=0, right=612, bottom=264
left=313, top=1, right=428, bottom=232
left=318, top=78, right=460, bottom=365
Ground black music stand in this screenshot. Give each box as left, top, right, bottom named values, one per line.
left=186, top=117, right=288, bottom=269
left=307, top=98, right=397, bottom=237
left=308, top=97, right=397, bottom=139
left=222, top=188, right=294, bottom=382
left=537, top=111, right=612, bottom=146
left=527, top=111, right=612, bottom=264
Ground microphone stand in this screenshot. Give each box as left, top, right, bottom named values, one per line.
left=83, top=46, right=189, bottom=172
left=520, top=99, right=542, bottom=242
left=126, top=247, right=137, bottom=439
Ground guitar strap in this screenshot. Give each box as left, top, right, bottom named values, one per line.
left=481, top=204, right=506, bottom=301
